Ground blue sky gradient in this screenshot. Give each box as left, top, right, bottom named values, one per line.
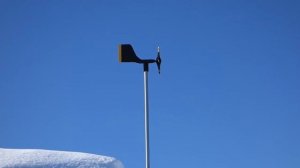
left=1, top=0, right=300, bottom=167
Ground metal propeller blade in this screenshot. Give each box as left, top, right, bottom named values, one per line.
left=156, top=46, right=161, bottom=74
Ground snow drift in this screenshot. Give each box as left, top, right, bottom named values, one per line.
left=0, top=148, right=124, bottom=168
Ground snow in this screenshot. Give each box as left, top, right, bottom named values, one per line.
left=0, top=148, right=124, bottom=168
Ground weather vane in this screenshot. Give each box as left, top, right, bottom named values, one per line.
left=118, top=44, right=161, bottom=168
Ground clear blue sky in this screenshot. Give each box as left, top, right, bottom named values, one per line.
left=1, top=0, right=299, bottom=167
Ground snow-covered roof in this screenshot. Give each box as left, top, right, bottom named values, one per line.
left=0, top=148, right=124, bottom=168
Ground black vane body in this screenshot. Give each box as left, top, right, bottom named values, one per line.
left=119, top=44, right=162, bottom=73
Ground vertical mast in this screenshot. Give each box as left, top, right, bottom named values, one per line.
left=144, top=63, right=150, bottom=168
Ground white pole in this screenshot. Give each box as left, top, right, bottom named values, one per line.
left=144, top=70, right=150, bottom=168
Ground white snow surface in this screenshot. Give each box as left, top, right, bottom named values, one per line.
left=0, top=148, right=124, bottom=168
